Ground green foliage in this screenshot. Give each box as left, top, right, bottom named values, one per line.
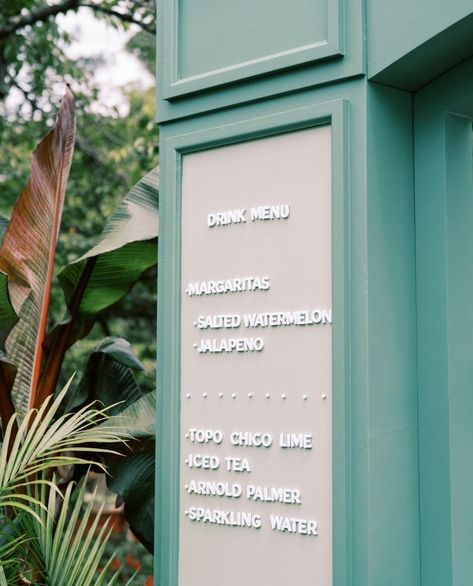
left=0, top=2, right=159, bottom=398
left=0, top=382, right=124, bottom=512
left=0, top=386, right=131, bottom=584
left=41, top=166, right=158, bottom=410
left=0, top=1, right=155, bottom=108
left=0, top=87, right=159, bottom=395
left=68, top=337, right=145, bottom=415
left=23, top=477, right=124, bottom=585
left=103, top=391, right=156, bottom=551
left=56, top=91, right=158, bottom=396
left=0, top=91, right=158, bottom=556
left=126, top=30, right=156, bottom=75
left=56, top=167, right=158, bottom=344
left=0, top=0, right=158, bottom=562
left=1, top=1, right=73, bottom=107
left=0, top=87, right=76, bottom=417
left=64, top=341, right=156, bottom=551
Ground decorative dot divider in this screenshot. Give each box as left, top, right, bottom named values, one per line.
left=183, top=393, right=316, bottom=400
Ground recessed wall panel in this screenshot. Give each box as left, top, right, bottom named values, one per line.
left=178, top=0, right=328, bottom=78
left=163, top=0, right=343, bottom=97
left=179, top=126, right=333, bottom=585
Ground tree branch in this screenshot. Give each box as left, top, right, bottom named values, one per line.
left=79, top=3, right=156, bottom=34
left=0, top=0, right=80, bottom=39
left=0, top=0, right=155, bottom=40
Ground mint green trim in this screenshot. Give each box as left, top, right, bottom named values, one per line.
left=156, top=0, right=363, bottom=123
left=366, top=82, right=421, bottom=585
left=368, top=0, right=473, bottom=86
left=161, top=0, right=344, bottom=99
left=155, top=138, right=182, bottom=582
left=414, top=56, right=473, bottom=586
left=156, top=98, right=350, bottom=586
left=368, top=12, right=473, bottom=91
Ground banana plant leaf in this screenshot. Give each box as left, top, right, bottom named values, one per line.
left=70, top=338, right=155, bottom=550
left=63, top=336, right=145, bottom=415
left=37, top=168, right=159, bottom=408
left=0, top=88, right=76, bottom=417
left=108, top=447, right=154, bottom=552
left=104, top=391, right=156, bottom=552
left=59, top=167, right=158, bottom=331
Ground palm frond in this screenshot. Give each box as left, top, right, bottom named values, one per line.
left=0, top=566, right=7, bottom=586
left=0, top=378, right=131, bottom=583
left=23, top=475, right=123, bottom=586
left=0, top=377, right=128, bottom=516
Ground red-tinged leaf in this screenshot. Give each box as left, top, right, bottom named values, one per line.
left=0, top=87, right=76, bottom=417
left=36, top=168, right=157, bottom=407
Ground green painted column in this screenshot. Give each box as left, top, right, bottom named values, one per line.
left=155, top=1, right=473, bottom=584
left=414, top=59, right=473, bottom=586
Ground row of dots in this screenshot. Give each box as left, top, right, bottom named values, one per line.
left=184, top=393, right=328, bottom=400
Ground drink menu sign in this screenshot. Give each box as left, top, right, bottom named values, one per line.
left=179, top=126, right=332, bottom=586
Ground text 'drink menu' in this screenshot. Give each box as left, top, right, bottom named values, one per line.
left=180, top=126, right=332, bottom=586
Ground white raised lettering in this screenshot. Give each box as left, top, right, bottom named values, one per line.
left=207, top=208, right=246, bottom=227
left=186, top=454, right=220, bottom=469
left=225, top=457, right=251, bottom=472
left=196, top=337, right=264, bottom=354
left=230, top=431, right=272, bottom=448
left=250, top=204, right=291, bottom=221
left=279, top=433, right=313, bottom=449
left=270, top=515, right=318, bottom=536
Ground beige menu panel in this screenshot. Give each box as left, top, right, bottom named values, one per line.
left=180, top=126, right=332, bottom=586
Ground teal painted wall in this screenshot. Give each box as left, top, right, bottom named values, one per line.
left=178, top=0, right=328, bottom=78
left=157, top=77, right=422, bottom=585
left=414, top=57, right=473, bottom=586
left=367, top=0, right=473, bottom=80
left=157, top=0, right=362, bottom=121
left=366, top=84, right=420, bottom=585
left=157, top=0, right=473, bottom=583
